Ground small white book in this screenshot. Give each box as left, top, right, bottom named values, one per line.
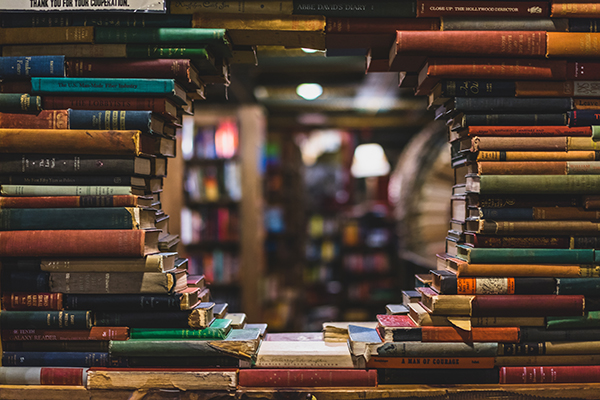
left=255, top=340, right=355, bottom=368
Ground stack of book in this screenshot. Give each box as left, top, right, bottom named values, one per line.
left=369, top=0, right=600, bottom=386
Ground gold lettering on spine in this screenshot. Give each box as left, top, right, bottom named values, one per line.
left=120, top=111, right=126, bottom=130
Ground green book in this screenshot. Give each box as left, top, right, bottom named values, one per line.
left=456, top=244, right=597, bottom=264
left=30, top=78, right=187, bottom=106
left=557, top=278, right=600, bottom=296
left=468, top=174, right=600, bottom=194
left=129, top=319, right=232, bottom=339
left=0, top=93, right=42, bottom=113
left=547, top=311, right=600, bottom=329
left=94, top=27, right=232, bottom=58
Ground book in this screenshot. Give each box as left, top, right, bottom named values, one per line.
left=129, top=319, right=232, bottom=339
left=1, top=0, right=165, bottom=12
left=292, top=0, right=416, bottom=17
left=326, top=17, right=439, bottom=33
left=86, top=368, right=237, bottom=390
left=2, top=352, right=125, bottom=367
left=466, top=174, right=600, bottom=194
left=367, top=356, right=496, bottom=369
left=0, top=55, right=65, bottom=79
left=0, top=229, right=160, bottom=257
left=446, top=97, right=574, bottom=114
left=0, top=207, right=157, bottom=230
left=460, top=136, right=600, bottom=153
left=456, top=245, right=599, bottom=264
left=42, top=96, right=179, bottom=120
left=432, top=275, right=556, bottom=295
left=0, top=176, right=163, bottom=190
left=0, top=13, right=189, bottom=28
left=0, top=366, right=88, bottom=386
left=1, top=327, right=128, bottom=341
left=463, top=233, right=600, bottom=249
left=500, top=366, right=600, bottom=384
left=499, top=341, right=600, bottom=356
left=378, top=368, right=499, bottom=384
left=440, top=16, right=567, bottom=31
left=0, top=129, right=158, bottom=157
left=452, top=261, right=600, bottom=278
left=23, top=253, right=176, bottom=273
left=0, top=93, right=42, bottom=113
left=398, top=326, right=520, bottom=343
left=417, top=1, right=549, bottom=17
left=2, top=292, right=63, bottom=311
left=552, top=3, right=600, bottom=17
left=0, top=194, right=153, bottom=208
left=3, top=342, right=108, bottom=352
left=239, top=369, right=377, bottom=387
left=0, top=26, right=94, bottom=45
left=65, top=289, right=199, bottom=312
left=373, top=341, right=498, bottom=357
left=0, top=311, right=91, bottom=329
left=547, top=32, right=600, bottom=57
left=94, top=302, right=215, bottom=329
left=0, top=185, right=149, bottom=196
left=30, top=78, right=187, bottom=106
left=473, top=161, right=600, bottom=175
left=255, top=340, right=355, bottom=368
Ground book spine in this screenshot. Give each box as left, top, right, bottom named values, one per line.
left=0, top=195, right=139, bottom=208
left=420, top=326, right=519, bottom=343
left=426, top=58, right=567, bottom=80
left=0, top=27, right=94, bottom=45
left=125, top=356, right=240, bottom=367
left=477, top=150, right=598, bottom=161
left=0, top=55, right=65, bottom=78
left=2, top=352, right=120, bottom=367
left=552, top=3, right=600, bottom=18
left=292, top=0, right=416, bottom=17
left=0, top=367, right=87, bottom=386
left=476, top=161, right=600, bottom=175
left=3, top=271, right=50, bottom=292
left=471, top=235, right=571, bottom=248
left=1, top=175, right=144, bottom=187
left=478, top=194, right=581, bottom=208
left=0, top=155, right=142, bottom=176
left=0, top=185, right=136, bottom=196
left=169, top=1, right=292, bottom=15
left=0, top=311, right=92, bottom=329
left=108, top=339, right=221, bottom=357
left=65, top=58, right=190, bottom=81
left=30, top=78, right=174, bottom=96
left=569, top=19, right=600, bottom=32
left=68, top=110, right=152, bottom=132
left=465, top=126, right=591, bottom=136
left=4, top=341, right=109, bottom=352
left=569, top=110, right=600, bottom=127
left=50, top=272, right=173, bottom=294
left=418, top=1, right=549, bottom=17
left=395, top=31, right=546, bottom=57
left=481, top=207, right=600, bottom=220
left=500, top=366, right=600, bottom=384
left=461, top=247, right=594, bottom=264
left=455, top=98, right=573, bottom=113
left=93, top=27, right=226, bottom=45
left=456, top=277, right=556, bottom=295
left=441, top=17, right=567, bottom=31
left=94, top=311, right=191, bottom=329
left=457, top=263, right=596, bottom=278
left=64, top=294, right=181, bottom=311
left=239, top=369, right=377, bottom=387
left=464, top=113, right=568, bottom=127
left=378, top=368, right=499, bottom=384
left=42, top=96, right=172, bottom=118
left=0, top=110, right=69, bottom=129
left=547, top=32, right=600, bottom=57
left=2, top=292, right=63, bottom=311
left=367, top=356, right=495, bottom=369
left=498, top=343, right=546, bottom=356
left=573, top=236, right=600, bottom=248
left=0, top=230, right=146, bottom=257
left=441, top=80, right=516, bottom=97
left=0, top=94, right=43, bottom=113
left=326, top=17, right=439, bottom=33
left=556, top=278, right=600, bottom=296
left=478, top=175, right=600, bottom=194
left=471, top=295, right=584, bottom=317
left=0, top=208, right=139, bottom=230
left=521, top=327, right=600, bottom=342
left=375, top=342, right=499, bottom=357
left=129, top=328, right=226, bottom=339
left=1, top=327, right=129, bottom=341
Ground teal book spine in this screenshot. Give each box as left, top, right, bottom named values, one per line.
left=547, top=311, right=600, bottom=329
left=108, top=339, right=225, bottom=357
left=0, top=208, right=138, bottom=230
left=0, top=311, right=91, bottom=329
left=479, top=175, right=600, bottom=194
left=94, top=27, right=232, bottom=58
left=557, top=278, right=600, bottom=295
left=456, top=245, right=595, bottom=264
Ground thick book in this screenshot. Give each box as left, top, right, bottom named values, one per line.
left=496, top=354, right=600, bottom=366
left=0, top=184, right=150, bottom=197
left=0, top=26, right=94, bottom=45
left=475, top=150, right=600, bottom=161
left=454, top=261, right=599, bottom=278
left=0, top=366, right=87, bottom=386
left=0, top=93, right=42, bottom=113
left=521, top=327, right=600, bottom=342
left=372, top=341, right=498, bottom=357
left=461, top=136, right=600, bottom=152
left=464, top=233, right=600, bottom=249
left=292, top=0, right=416, bottom=17
left=64, top=289, right=199, bottom=311
left=0, top=55, right=65, bottom=79
left=448, top=97, right=574, bottom=114
left=367, top=356, right=496, bottom=369
left=30, top=78, right=187, bottom=106
left=326, top=17, right=439, bottom=33
left=433, top=275, right=556, bottom=295
left=239, top=369, right=377, bottom=387
left=42, top=96, right=179, bottom=120
left=28, top=252, right=177, bottom=273
left=547, top=32, right=600, bottom=57
left=417, top=1, right=549, bottom=17
left=4, top=341, right=109, bottom=353
left=0, top=311, right=91, bottom=329
left=0, top=194, right=151, bottom=208
left=500, top=366, right=600, bottom=384
left=129, top=319, right=232, bottom=339
left=474, top=219, right=600, bottom=235
left=474, top=161, right=600, bottom=175
left=95, top=302, right=215, bottom=329
left=0, top=154, right=152, bottom=176
left=478, top=206, right=600, bottom=221
left=0, top=13, right=190, bottom=28
left=125, top=356, right=243, bottom=368
left=0, top=129, right=157, bottom=157
left=386, top=326, right=519, bottom=343
left=466, top=174, right=600, bottom=194
left=2, top=292, right=63, bottom=311
left=2, top=352, right=123, bottom=367
left=0, top=207, right=156, bottom=230
left=87, top=368, right=237, bottom=390
left=2, top=327, right=128, bottom=341
left=499, top=341, right=600, bottom=356
left=0, top=229, right=159, bottom=257
left=552, top=3, right=600, bottom=17
left=255, top=340, right=355, bottom=368
left=452, top=126, right=591, bottom=138
left=378, top=368, right=499, bottom=384
left=456, top=245, right=599, bottom=264
left=440, top=17, right=567, bottom=31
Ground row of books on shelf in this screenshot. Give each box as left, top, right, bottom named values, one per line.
left=184, top=162, right=242, bottom=204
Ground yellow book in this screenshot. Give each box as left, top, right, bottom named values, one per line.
left=0, top=26, right=94, bottom=45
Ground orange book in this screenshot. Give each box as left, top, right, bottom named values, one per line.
left=367, top=356, right=496, bottom=369
left=547, top=32, right=600, bottom=57
left=476, top=161, right=600, bottom=175
left=0, top=110, right=68, bottom=129
left=455, top=262, right=597, bottom=278
left=2, top=293, right=63, bottom=311
left=515, top=80, right=600, bottom=97
left=421, top=326, right=519, bottom=343
left=551, top=2, right=600, bottom=17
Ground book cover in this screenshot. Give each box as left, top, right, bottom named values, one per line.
left=1, top=327, right=128, bottom=341
left=129, top=319, right=232, bottom=339
left=239, top=369, right=377, bottom=387
left=0, top=93, right=42, bottom=113
left=4, top=341, right=109, bottom=353
left=65, top=290, right=197, bottom=312
left=417, top=1, right=549, bottom=17
left=378, top=368, right=499, bottom=384
left=456, top=245, right=596, bottom=264
left=0, top=195, right=147, bottom=208
left=367, top=356, right=495, bottom=369
left=500, top=366, right=600, bottom=384
left=49, top=270, right=186, bottom=294
left=0, top=366, right=87, bottom=386
left=0, top=311, right=91, bottom=329
left=42, top=96, right=179, bottom=120
left=292, top=0, right=416, bottom=17
left=0, top=55, right=65, bottom=79
left=0, top=26, right=94, bottom=45
left=2, top=292, right=63, bottom=311
left=255, top=341, right=355, bottom=368
left=2, top=352, right=123, bottom=367
left=373, top=341, right=498, bottom=357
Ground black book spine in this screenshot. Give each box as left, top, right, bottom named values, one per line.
left=569, top=110, right=600, bottom=127
left=439, top=276, right=457, bottom=295
left=94, top=311, right=191, bottom=328
left=377, top=368, right=499, bottom=384
left=569, top=19, right=600, bottom=32
left=520, top=327, right=600, bottom=342
left=464, top=113, right=569, bottom=127
left=0, top=311, right=91, bottom=329
left=498, top=343, right=545, bottom=356
left=514, top=278, right=557, bottom=295
left=3, top=341, right=109, bottom=352
left=442, top=80, right=516, bottom=97
left=390, top=328, right=422, bottom=342
left=0, top=154, right=138, bottom=175
left=478, top=195, right=582, bottom=208
left=0, top=176, right=138, bottom=186
left=2, top=271, right=49, bottom=292
left=126, top=356, right=240, bottom=368
left=64, top=294, right=181, bottom=311
left=2, top=351, right=126, bottom=367
left=0, top=258, right=42, bottom=271
left=573, top=237, right=600, bottom=248
left=455, top=98, right=573, bottom=113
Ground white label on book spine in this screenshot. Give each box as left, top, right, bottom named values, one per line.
left=2, top=0, right=165, bottom=12
left=575, top=82, right=600, bottom=97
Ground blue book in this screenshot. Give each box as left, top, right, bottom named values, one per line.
left=2, top=352, right=125, bottom=367
left=69, top=110, right=153, bottom=133
left=30, top=78, right=187, bottom=106
left=570, top=110, right=600, bottom=127
left=0, top=56, right=65, bottom=79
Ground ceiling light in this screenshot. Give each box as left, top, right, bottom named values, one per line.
left=351, top=143, right=390, bottom=178
left=296, top=83, right=323, bottom=101
left=301, top=48, right=319, bottom=53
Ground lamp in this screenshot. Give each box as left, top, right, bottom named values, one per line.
left=350, top=143, right=390, bottom=178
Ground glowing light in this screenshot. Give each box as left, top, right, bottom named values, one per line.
left=296, top=83, right=323, bottom=101
left=214, top=119, right=238, bottom=159
left=301, top=48, right=319, bottom=53
left=351, top=143, right=390, bottom=178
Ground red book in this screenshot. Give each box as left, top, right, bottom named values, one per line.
left=42, top=96, right=180, bottom=120
left=0, top=195, right=143, bottom=208
left=457, top=126, right=592, bottom=137
left=0, top=367, right=87, bottom=386
left=416, top=58, right=568, bottom=95
left=238, top=369, right=377, bottom=387
left=65, top=58, right=192, bottom=82
left=377, top=314, right=417, bottom=327
left=326, top=17, right=440, bottom=34
left=421, top=326, right=520, bottom=343
left=326, top=34, right=396, bottom=49
left=0, top=229, right=159, bottom=257
left=472, top=295, right=584, bottom=317
left=0, top=110, right=68, bottom=129
left=416, top=1, right=549, bottom=17
left=500, top=366, right=600, bottom=384
left=390, top=31, right=546, bottom=70
left=2, top=293, right=63, bottom=311
left=2, top=327, right=129, bottom=341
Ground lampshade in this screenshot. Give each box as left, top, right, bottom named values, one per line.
left=350, top=143, right=390, bottom=178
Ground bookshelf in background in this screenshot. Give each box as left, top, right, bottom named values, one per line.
left=180, top=106, right=266, bottom=321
